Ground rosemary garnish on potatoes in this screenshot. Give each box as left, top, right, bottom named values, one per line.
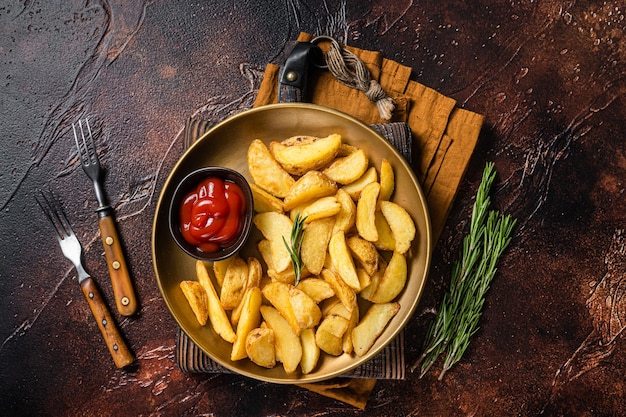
left=283, top=213, right=307, bottom=285
left=412, top=162, right=516, bottom=380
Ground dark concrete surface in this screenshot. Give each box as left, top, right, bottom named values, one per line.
left=1, top=1, right=624, bottom=416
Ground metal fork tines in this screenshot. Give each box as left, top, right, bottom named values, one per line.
left=73, top=119, right=137, bottom=317
left=36, top=190, right=134, bottom=368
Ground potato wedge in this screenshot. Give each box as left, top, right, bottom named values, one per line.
left=352, top=302, right=400, bottom=356
left=296, top=278, right=335, bottom=303
left=270, top=133, right=342, bottom=175
left=300, top=328, right=320, bottom=374
left=328, top=231, right=361, bottom=291
left=373, top=211, right=396, bottom=251
left=366, top=251, right=407, bottom=303
left=246, top=327, right=276, bottom=368
left=332, top=189, right=357, bottom=234
left=380, top=201, right=416, bottom=254
left=356, top=182, right=380, bottom=242
left=250, top=183, right=284, bottom=213
left=220, top=256, right=249, bottom=310
left=253, top=212, right=293, bottom=273
left=327, top=300, right=359, bottom=354
left=283, top=171, right=337, bottom=212
left=260, top=305, right=302, bottom=373
left=179, top=280, right=209, bottom=326
left=196, top=261, right=236, bottom=343
left=257, top=239, right=274, bottom=270
left=247, top=139, right=295, bottom=198
left=266, top=265, right=301, bottom=285
left=322, top=148, right=368, bottom=185
left=230, top=257, right=262, bottom=325
left=346, top=234, right=379, bottom=276
left=261, top=281, right=298, bottom=334
left=359, top=256, right=387, bottom=302
left=301, top=217, right=335, bottom=275
left=247, top=257, right=263, bottom=289
left=231, top=287, right=263, bottom=361
left=212, top=257, right=234, bottom=287
left=280, top=135, right=319, bottom=146
left=356, top=267, right=372, bottom=290
left=321, top=268, right=356, bottom=313
left=316, top=314, right=350, bottom=356
left=341, top=166, right=377, bottom=200
left=378, top=158, right=395, bottom=202
left=288, top=285, right=322, bottom=331
left=298, top=196, right=341, bottom=223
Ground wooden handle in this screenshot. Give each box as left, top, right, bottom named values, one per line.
left=80, top=277, right=135, bottom=368
left=98, top=215, right=137, bottom=316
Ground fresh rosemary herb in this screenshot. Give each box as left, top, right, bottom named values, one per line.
left=411, top=162, right=516, bottom=380
left=283, top=212, right=307, bottom=286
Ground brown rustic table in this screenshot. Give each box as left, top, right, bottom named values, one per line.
left=1, top=1, right=624, bottom=416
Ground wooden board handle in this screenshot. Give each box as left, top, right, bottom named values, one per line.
left=98, top=215, right=138, bottom=316
left=80, top=277, right=135, bottom=368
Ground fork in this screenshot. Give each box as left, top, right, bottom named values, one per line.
left=73, top=119, right=137, bottom=316
left=36, top=190, right=134, bottom=369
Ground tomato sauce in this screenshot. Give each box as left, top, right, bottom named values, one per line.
left=179, top=177, right=246, bottom=252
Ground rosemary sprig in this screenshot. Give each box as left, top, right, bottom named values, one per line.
left=283, top=212, right=307, bottom=285
left=411, top=162, right=516, bottom=379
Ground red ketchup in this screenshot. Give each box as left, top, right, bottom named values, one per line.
left=179, top=177, right=246, bottom=253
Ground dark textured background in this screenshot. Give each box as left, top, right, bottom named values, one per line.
left=1, top=1, right=624, bottom=416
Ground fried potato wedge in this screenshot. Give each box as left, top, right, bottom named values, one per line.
left=346, top=234, right=379, bottom=276
left=250, top=183, right=284, bottom=213
left=246, top=257, right=263, bottom=289
left=231, top=287, right=263, bottom=361
left=297, top=196, right=341, bottom=223
left=212, top=257, right=234, bottom=287
left=247, top=139, right=295, bottom=198
left=328, top=231, right=361, bottom=291
left=321, top=268, right=356, bottom=313
left=260, top=305, right=302, bottom=373
left=196, top=261, right=236, bottom=343
left=356, top=182, right=380, bottom=242
left=341, top=166, right=378, bottom=200
left=220, top=256, right=249, bottom=310
left=261, top=281, right=298, bottom=334
left=322, top=148, right=368, bottom=185
left=359, top=256, right=387, bottom=302
left=230, top=257, right=262, bottom=325
left=316, top=314, right=350, bottom=356
left=301, top=217, right=335, bottom=275
left=378, top=158, right=395, bottom=202
left=300, top=328, right=320, bottom=374
left=280, top=135, right=319, bottom=146
left=352, top=302, right=400, bottom=357
left=327, top=300, right=359, bottom=354
left=179, top=280, right=209, bottom=326
left=288, top=285, right=322, bottom=331
left=270, top=133, right=342, bottom=176
left=246, top=327, right=276, bottom=368
left=283, top=171, right=337, bottom=212
left=373, top=211, right=396, bottom=251
left=380, top=201, right=416, bottom=254
left=253, top=212, right=293, bottom=273
left=367, top=251, right=407, bottom=303
left=296, top=277, right=335, bottom=303
left=332, top=189, right=357, bottom=234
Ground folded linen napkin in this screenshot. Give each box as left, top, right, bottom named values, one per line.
left=175, top=33, right=484, bottom=409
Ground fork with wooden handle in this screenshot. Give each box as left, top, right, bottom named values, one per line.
left=36, top=190, right=134, bottom=368
left=73, top=119, right=137, bottom=316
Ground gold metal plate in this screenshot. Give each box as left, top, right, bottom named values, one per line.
left=152, top=103, right=432, bottom=383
